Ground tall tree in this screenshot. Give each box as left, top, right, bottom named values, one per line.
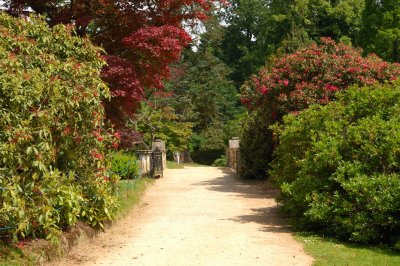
left=135, top=90, right=193, bottom=152
left=220, top=0, right=271, bottom=88
left=172, top=20, right=239, bottom=131
left=219, top=0, right=365, bottom=87
left=359, top=0, right=400, bottom=62
left=168, top=19, right=242, bottom=163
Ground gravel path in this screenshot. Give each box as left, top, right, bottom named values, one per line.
left=51, top=166, right=313, bottom=266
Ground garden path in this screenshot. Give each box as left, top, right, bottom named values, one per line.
left=51, top=166, right=313, bottom=266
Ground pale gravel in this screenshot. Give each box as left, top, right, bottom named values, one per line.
left=49, top=166, right=313, bottom=266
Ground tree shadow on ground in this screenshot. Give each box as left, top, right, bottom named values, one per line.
left=191, top=167, right=291, bottom=233
left=191, top=167, right=278, bottom=199
left=226, top=207, right=292, bottom=233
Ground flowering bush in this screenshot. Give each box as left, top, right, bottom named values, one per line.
left=270, top=82, right=400, bottom=245
left=0, top=14, right=118, bottom=242
left=242, top=38, right=400, bottom=113
left=239, top=38, right=400, bottom=179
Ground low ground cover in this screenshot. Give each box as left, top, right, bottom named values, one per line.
left=166, top=161, right=207, bottom=169
left=297, top=233, right=400, bottom=266
left=115, top=178, right=155, bottom=218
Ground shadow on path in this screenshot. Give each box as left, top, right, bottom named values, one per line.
left=191, top=167, right=291, bottom=233
left=191, top=168, right=278, bottom=199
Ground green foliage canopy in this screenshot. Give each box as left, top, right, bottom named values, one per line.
left=136, top=90, right=193, bottom=153
left=359, top=0, right=400, bottom=62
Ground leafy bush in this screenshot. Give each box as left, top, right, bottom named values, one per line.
left=212, top=155, right=227, bottom=167
left=190, top=127, right=225, bottom=165
left=239, top=38, right=400, bottom=179
left=109, top=152, right=140, bottom=179
left=239, top=111, right=273, bottom=179
left=270, top=82, right=400, bottom=245
left=0, top=14, right=119, bottom=242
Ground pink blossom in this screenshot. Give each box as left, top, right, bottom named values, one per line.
left=261, top=85, right=268, bottom=94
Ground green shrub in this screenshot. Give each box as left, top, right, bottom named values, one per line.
left=190, top=129, right=225, bottom=165
left=212, top=155, right=227, bottom=167
left=0, top=14, right=118, bottom=242
left=109, top=152, right=139, bottom=179
left=239, top=111, right=273, bottom=179
left=270, top=82, right=400, bottom=245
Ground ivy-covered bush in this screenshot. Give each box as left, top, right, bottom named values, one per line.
left=270, top=82, right=400, bottom=245
left=0, top=14, right=119, bottom=242
left=109, top=152, right=140, bottom=180
left=239, top=38, right=400, bottom=179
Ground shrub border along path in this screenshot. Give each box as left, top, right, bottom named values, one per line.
left=0, top=177, right=154, bottom=265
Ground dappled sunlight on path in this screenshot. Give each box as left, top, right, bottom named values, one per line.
left=50, top=166, right=312, bottom=266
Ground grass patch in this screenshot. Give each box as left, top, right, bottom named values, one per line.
left=115, top=177, right=155, bottom=218
left=166, top=160, right=208, bottom=169
left=296, top=233, right=400, bottom=265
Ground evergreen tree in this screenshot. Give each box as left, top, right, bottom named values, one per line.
left=359, top=0, right=400, bottom=62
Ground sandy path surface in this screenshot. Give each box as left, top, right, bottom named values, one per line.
left=50, top=167, right=313, bottom=266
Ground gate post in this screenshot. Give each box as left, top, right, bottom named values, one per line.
left=137, top=150, right=152, bottom=177
left=152, top=139, right=167, bottom=169
left=227, top=137, right=240, bottom=172
left=151, top=147, right=164, bottom=178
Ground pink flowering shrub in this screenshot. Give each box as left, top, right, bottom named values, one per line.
left=239, top=38, right=400, bottom=179
left=242, top=37, right=400, bottom=114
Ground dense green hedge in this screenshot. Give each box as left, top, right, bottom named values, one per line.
left=271, top=82, right=400, bottom=245
left=0, top=14, right=118, bottom=242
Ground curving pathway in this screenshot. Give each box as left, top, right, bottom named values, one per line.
left=51, top=166, right=313, bottom=266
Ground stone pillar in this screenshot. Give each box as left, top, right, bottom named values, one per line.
left=136, top=150, right=152, bottom=177
left=152, top=139, right=167, bottom=169
left=227, top=137, right=240, bottom=172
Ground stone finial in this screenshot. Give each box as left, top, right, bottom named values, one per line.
left=152, top=139, right=166, bottom=151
